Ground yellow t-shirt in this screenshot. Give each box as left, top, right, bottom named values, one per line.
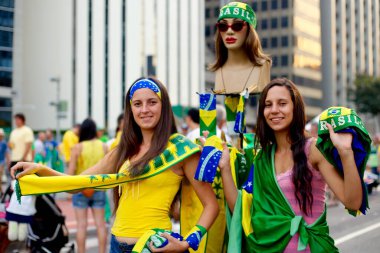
left=111, top=165, right=183, bottom=238
left=76, top=140, right=105, bottom=175
left=110, top=131, right=122, bottom=150
left=9, top=125, right=34, bottom=161
left=62, top=130, right=79, bottom=162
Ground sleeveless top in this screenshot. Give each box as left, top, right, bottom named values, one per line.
left=111, top=164, right=183, bottom=238
left=76, top=140, right=105, bottom=175
left=276, top=139, right=326, bottom=252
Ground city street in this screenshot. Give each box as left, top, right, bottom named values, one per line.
left=2, top=183, right=380, bottom=252
left=63, top=189, right=380, bottom=252
left=328, top=189, right=380, bottom=252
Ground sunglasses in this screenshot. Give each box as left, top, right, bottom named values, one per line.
left=216, top=21, right=246, bottom=32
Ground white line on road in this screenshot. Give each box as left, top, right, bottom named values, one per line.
left=335, top=221, right=380, bottom=245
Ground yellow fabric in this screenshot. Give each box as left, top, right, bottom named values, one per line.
left=110, top=131, right=122, bottom=150
left=112, top=164, right=183, bottom=238
left=181, top=170, right=227, bottom=253
left=62, top=130, right=79, bottom=162
left=9, top=126, right=34, bottom=161
left=76, top=140, right=105, bottom=175
left=18, top=134, right=199, bottom=195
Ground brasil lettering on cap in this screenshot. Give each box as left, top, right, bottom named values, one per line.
left=218, top=2, right=257, bottom=28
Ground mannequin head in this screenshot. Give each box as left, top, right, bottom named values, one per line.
left=210, top=2, right=270, bottom=71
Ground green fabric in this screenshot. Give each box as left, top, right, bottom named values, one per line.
left=316, top=107, right=371, bottom=167
left=316, top=106, right=371, bottom=216
left=218, top=2, right=257, bottom=28
left=227, top=145, right=338, bottom=252
left=224, top=96, right=239, bottom=136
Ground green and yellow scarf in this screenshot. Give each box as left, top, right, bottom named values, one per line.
left=316, top=106, right=371, bottom=216
left=16, top=133, right=199, bottom=199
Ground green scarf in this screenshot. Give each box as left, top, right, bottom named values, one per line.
left=316, top=106, right=371, bottom=216
left=227, top=145, right=338, bottom=252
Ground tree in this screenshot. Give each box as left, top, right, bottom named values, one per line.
left=350, top=75, right=380, bottom=115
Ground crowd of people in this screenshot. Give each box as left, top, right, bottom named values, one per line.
left=0, top=1, right=377, bottom=253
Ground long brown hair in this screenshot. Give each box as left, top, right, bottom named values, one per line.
left=112, top=77, right=177, bottom=210
left=209, top=21, right=271, bottom=71
left=255, top=78, right=313, bottom=215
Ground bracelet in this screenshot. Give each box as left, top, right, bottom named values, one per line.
left=184, top=225, right=207, bottom=250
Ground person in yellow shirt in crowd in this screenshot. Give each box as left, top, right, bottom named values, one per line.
left=8, top=113, right=34, bottom=166
left=61, top=124, right=80, bottom=168
left=110, top=114, right=124, bottom=150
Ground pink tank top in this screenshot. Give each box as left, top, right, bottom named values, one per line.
left=276, top=139, right=326, bottom=252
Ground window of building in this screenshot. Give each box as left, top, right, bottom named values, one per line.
left=281, top=55, right=288, bottom=66
left=0, top=31, right=13, bottom=48
left=281, top=16, right=288, bottom=27
left=0, top=71, right=12, bottom=87
left=252, top=2, right=258, bottom=11
left=0, top=0, right=14, bottom=8
left=0, top=51, right=12, bottom=68
left=205, top=8, right=210, bottom=18
left=205, top=25, right=211, bottom=36
left=272, top=56, right=278, bottom=67
left=282, top=0, right=288, bottom=9
left=0, top=10, right=13, bottom=27
left=281, top=36, right=288, bottom=47
left=261, top=19, right=268, bottom=30
left=262, top=0, right=268, bottom=11
left=271, top=0, right=278, bottom=10
left=271, top=17, right=278, bottom=28
left=271, top=37, right=278, bottom=48
left=214, top=7, right=219, bottom=17
left=261, top=37, right=268, bottom=49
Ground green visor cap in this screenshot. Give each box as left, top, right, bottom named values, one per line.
left=218, top=2, right=257, bottom=29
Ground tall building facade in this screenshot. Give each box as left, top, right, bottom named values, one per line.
left=205, top=0, right=323, bottom=119
left=0, top=0, right=14, bottom=132
left=321, top=0, right=380, bottom=108
left=12, top=0, right=205, bottom=133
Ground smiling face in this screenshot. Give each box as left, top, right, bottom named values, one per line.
left=263, top=86, right=294, bottom=133
left=219, top=18, right=248, bottom=50
left=130, top=88, right=162, bottom=131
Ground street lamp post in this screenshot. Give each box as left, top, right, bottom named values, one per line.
left=50, top=77, right=61, bottom=143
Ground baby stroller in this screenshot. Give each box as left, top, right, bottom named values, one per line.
left=27, top=194, right=74, bottom=253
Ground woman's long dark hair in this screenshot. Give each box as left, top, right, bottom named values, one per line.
left=79, top=118, right=97, bottom=142
left=255, top=78, right=313, bottom=215
left=209, top=21, right=271, bottom=71
left=112, top=77, right=177, bottom=210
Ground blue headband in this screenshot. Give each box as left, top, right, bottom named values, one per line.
left=129, top=79, right=162, bottom=101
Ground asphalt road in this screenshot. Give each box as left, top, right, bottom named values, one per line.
left=328, top=189, right=380, bottom=253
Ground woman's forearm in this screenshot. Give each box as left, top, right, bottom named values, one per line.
left=339, top=149, right=363, bottom=210
left=196, top=200, right=219, bottom=230
left=221, top=164, right=238, bottom=212
left=36, top=165, right=67, bottom=177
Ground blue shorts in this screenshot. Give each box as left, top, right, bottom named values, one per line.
left=110, top=234, right=135, bottom=253
left=72, top=191, right=106, bottom=209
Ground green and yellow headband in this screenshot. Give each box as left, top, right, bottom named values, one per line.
left=218, top=2, right=257, bottom=29
left=129, top=79, right=162, bottom=102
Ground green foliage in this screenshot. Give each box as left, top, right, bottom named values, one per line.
left=350, top=75, right=380, bottom=115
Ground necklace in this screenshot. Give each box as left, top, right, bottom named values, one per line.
left=220, top=65, right=255, bottom=94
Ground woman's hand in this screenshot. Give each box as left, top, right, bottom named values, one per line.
left=327, top=123, right=353, bottom=153
left=199, top=131, right=230, bottom=172
left=149, top=233, right=189, bottom=252
left=10, top=162, right=57, bottom=179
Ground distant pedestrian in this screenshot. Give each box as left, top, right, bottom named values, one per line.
left=8, top=113, right=34, bottom=166
left=61, top=124, right=80, bottom=168
left=68, top=118, right=108, bottom=253
left=33, top=131, right=46, bottom=164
